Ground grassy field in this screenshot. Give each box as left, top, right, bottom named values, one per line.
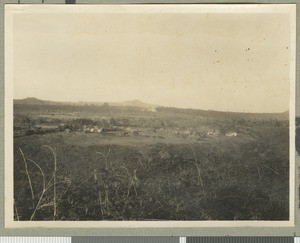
left=13, top=103, right=289, bottom=221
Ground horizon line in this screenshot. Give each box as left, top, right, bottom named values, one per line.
left=14, top=96, right=289, bottom=115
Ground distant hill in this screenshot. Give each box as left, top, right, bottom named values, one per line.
left=14, top=97, right=158, bottom=112
left=14, top=97, right=289, bottom=119
left=156, top=107, right=289, bottom=121
left=14, top=97, right=60, bottom=105
left=109, top=100, right=157, bottom=112
left=14, top=97, right=76, bottom=106
left=14, top=97, right=42, bottom=105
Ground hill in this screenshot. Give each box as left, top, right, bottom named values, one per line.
left=14, top=97, right=289, bottom=119
left=14, top=97, right=158, bottom=111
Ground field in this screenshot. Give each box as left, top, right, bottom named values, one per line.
left=13, top=102, right=290, bottom=221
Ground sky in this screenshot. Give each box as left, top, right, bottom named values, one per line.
left=11, top=6, right=293, bottom=113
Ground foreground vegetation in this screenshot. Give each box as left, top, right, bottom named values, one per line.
left=13, top=103, right=289, bottom=221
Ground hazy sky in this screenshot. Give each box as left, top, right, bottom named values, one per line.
left=11, top=6, right=293, bottom=112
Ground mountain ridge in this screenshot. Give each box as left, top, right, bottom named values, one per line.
left=14, top=97, right=289, bottom=117
left=14, top=97, right=158, bottom=112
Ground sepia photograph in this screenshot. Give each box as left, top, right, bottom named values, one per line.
left=5, top=4, right=296, bottom=227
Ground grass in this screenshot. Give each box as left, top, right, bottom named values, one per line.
left=14, top=130, right=289, bottom=221
left=17, top=145, right=59, bottom=221
left=12, top=104, right=289, bottom=221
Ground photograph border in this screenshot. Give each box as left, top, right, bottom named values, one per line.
left=0, top=0, right=299, bottom=236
